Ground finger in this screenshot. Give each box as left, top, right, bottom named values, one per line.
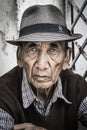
left=24, top=127, right=46, bottom=130
left=14, top=123, right=47, bottom=130
left=36, top=126, right=47, bottom=130
left=14, top=123, right=30, bottom=130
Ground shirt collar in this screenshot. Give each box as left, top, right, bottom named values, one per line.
left=22, top=68, right=72, bottom=109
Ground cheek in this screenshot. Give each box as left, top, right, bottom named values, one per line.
left=52, top=64, right=63, bottom=82
left=51, top=56, right=65, bottom=82
left=51, top=65, right=62, bottom=83
left=22, top=56, right=36, bottom=82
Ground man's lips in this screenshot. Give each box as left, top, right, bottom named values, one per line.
left=33, top=75, right=51, bottom=82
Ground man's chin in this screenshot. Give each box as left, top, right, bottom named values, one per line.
left=32, top=81, right=53, bottom=90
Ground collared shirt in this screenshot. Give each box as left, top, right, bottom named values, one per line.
left=22, top=68, right=71, bottom=116
left=0, top=69, right=87, bottom=129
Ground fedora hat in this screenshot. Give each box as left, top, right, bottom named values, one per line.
left=7, top=4, right=82, bottom=45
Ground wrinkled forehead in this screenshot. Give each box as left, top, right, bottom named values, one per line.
left=22, top=41, right=66, bottom=49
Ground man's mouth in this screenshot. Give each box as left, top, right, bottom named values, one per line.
left=33, top=75, right=51, bottom=82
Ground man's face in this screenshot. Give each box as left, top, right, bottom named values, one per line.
left=19, top=41, right=69, bottom=91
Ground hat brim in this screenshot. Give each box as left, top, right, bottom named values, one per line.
left=7, top=33, right=82, bottom=45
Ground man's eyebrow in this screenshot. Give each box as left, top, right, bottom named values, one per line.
left=49, top=42, right=59, bottom=48
left=26, top=42, right=37, bottom=47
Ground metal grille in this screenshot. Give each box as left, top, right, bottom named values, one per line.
left=67, top=0, right=87, bottom=78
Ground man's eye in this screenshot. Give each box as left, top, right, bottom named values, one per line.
left=28, top=47, right=37, bottom=54
left=48, top=48, right=58, bottom=55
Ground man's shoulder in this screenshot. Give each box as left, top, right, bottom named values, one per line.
left=0, top=66, right=24, bottom=121
left=60, top=69, right=87, bottom=90
left=60, top=69, right=85, bottom=81
left=0, top=65, right=22, bottom=101
left=0, top=66, right=22, bottom=94
left=61, top=69, right=87, bottom=107
left=0, top=66, right=22, bottom=84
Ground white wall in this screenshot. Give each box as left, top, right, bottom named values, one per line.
left=17, top=0, right=64, bottom=30
left=0, top=0, right=18, bottom=76
left=74, top=0, right=87, bottom=77
left=66, top=0, right=87, bottom=77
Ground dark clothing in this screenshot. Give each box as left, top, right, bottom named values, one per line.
left=0, top=66, right=87, bottom=130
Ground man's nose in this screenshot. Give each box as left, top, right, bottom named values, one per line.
left=36, top=52, right=49, bottom=70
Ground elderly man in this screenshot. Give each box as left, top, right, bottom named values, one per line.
left=0, top=4, right=87, bottom=130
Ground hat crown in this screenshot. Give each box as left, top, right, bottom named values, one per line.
left=7, top=4, right=82, bottom=45
left=21, top=5, right=66, bottom=30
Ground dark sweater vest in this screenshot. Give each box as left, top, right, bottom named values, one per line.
left=0, top=66, right=87, bottom=130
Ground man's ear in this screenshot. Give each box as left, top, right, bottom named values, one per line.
left=63, top=48, right=72, bottom=70
left=17, top=46, right=23, bottom=68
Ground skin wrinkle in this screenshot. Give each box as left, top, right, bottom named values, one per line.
left=17, top=41, right=71, bottom=105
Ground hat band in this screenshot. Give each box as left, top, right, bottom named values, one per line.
left=20, top=24, right=72, bottom=37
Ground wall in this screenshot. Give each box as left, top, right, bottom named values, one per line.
left=0, top=0, right=18, bottom=76
left=66, top=0, right=87, bottom=77
left=17, top=0, right=64, bottom=30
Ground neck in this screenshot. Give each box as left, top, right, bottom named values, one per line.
left=36, top=87, right=52, bottom=105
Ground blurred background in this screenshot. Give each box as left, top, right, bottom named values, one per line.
left=0, top=0, right=87, bottom=129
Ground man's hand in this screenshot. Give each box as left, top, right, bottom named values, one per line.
left=13, top=123, right=47, bottom=130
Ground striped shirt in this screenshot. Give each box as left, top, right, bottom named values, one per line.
left=0, top=69, right=87, bottom=129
